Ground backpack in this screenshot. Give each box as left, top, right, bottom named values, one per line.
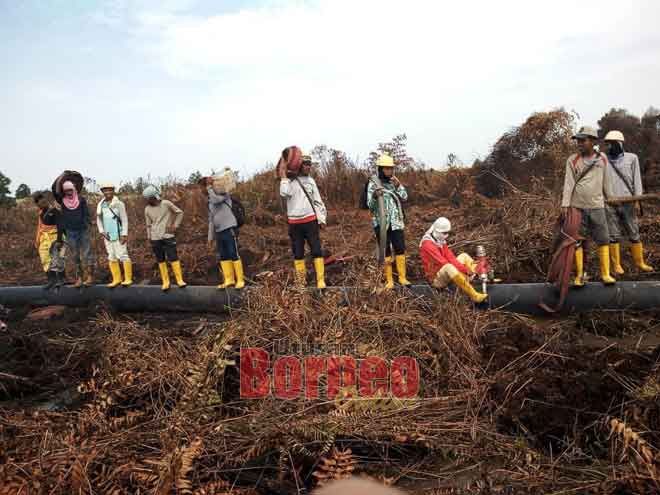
left=359, top=179, right=370, bottom=209
left=229, top=195, right=245, bottom=228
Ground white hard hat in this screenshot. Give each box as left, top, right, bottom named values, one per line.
left=433, top=217, right=451, bottom=234
left=99, top=182, right=115, bottom=190
left=604, top=130, right=625, bottom=142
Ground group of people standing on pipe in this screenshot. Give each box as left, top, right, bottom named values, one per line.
left=30, top=128, right=653, bottom=302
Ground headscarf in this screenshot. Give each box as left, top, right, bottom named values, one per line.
left=420, top=217, right=451, bottom=247
left=62, top=181, right=80, bottom=210
left=142, top=185, right=160, bottom=200
left=607, top=141, right=625, bottom=159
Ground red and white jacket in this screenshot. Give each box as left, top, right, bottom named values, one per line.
left=419, top=240, right=468, bottom=282
left=280, top=176, right=327, bottom=225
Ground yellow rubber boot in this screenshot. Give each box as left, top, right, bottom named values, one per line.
left=107, top=261, right=122, bottom=288
left=631, top=242, right=654, bottom=272
left=217, top=261, right=235, bottom=289
left=313, top=257, right=326, bottom=289
left=574, top=246, right=585, bottom=287
left=121, top=261, right=133, bottom=286
left=233, top=259, right=246, bottom=289
left=395, top=254, right=411, bottom=286
left=294, top=259, right=307, bottom=287
left=384, top=256, right=394, bottom=290
left=598, top=245, right=616, bottom=285
left=170, top=260, right=187, bottom=288
left=451, top=273, right=488, bottom=303
left=609, top=243, right=625, bottom=275
left=158, top=262, right=170, bottom=291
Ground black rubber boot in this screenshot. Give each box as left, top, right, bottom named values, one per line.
left=43, top=271, right=57, bottom=290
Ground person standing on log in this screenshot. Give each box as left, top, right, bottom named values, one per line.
left=143, top=185, right=187, bottom=291
left=367, top=153, right=411, bottom=290
left=279, top=154, right=327, bottom=289
left=207, top=172, right=246, bottom=290
left=32, top=191, right=66, bottom=289
left=96, top=183, right=132, bottom=288
left=603, top=130, right=653, bottom=274
left=54, top=180, right=94, bottom=287
left=561, top=126, right=615, bottom=286
left=419, top=217, right=487, bottom=303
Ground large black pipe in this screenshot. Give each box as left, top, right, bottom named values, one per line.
left=1, top=282, right=659, bottom=316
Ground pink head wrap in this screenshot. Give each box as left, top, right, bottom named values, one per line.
left=62, top=181, right=80, bottom=209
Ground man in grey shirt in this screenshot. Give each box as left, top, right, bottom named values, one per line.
left=604, top=130, right=653, bottom=274
left=561, top=126, right=615, bottom=286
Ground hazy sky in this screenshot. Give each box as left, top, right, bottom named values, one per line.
left=2, top=0, right=660, bottom=191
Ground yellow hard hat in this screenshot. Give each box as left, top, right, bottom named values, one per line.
left=604, top=130, right=625, bottom=142
left=376, top=153, right=395, bottom=167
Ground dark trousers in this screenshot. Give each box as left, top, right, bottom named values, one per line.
left=289, top=221, right=322, bottom=260
left=374, top=227, right=405, bottom=257
left=214, top=228, right=239, bottom=261
left=151, top=238, right=179, bottom=263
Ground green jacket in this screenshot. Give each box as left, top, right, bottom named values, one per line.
left=367, top=177, right=407, bottom=231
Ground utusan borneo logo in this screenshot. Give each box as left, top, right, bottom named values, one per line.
left=240, top=339, right=420, bottom=400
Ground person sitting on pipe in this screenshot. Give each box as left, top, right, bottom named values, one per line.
left=32, top=191, right=66, bottom=289
left=367, top=153, right=410, bottom=289
left=603, top=130, right=653, bottom=274
left=205, top=170, right=246, bottom=290
left=279, top=153, right=328, bottom=289
left=96, top=183, right=132, bottom=288
left=561, top=126, right=615, bottom=286
left=419, top=217, right=487, bottom=303
left=143, top=185, right=186, bottom=291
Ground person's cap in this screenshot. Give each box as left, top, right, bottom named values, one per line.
left=572, top=126, right=599, bottom=140
left=376, top=153, right=395, bottom=167
left=99, top=182, right=115, bottom=190
left=604, top=130, right=625, bottom=142
left=301, top=155, right=313, bottom=164
left=142, top=185, right=160, bottom=199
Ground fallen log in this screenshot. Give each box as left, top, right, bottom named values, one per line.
left=1, top=282, right=660, bottom=316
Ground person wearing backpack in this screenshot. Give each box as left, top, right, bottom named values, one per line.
left=96, top=183, right=132, bottom=288
left=603, top=130, right=653, bottom=274
left=279, top=154, right=327, bottom=289
left=561, top=126, right=615, bottom=286
left=32, top=191, right=66, bottom=289
left=207, top=173, right=246, bottom=290
left=367, top=153, right=411, bottom=290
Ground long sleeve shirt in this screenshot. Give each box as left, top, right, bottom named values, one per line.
left=419, top=240, right=469, bottom=282
left=605, top=152, right=643, bottom=198
left=561, top=152, right=610, bottom=209
left=367, top=177, right=408, bottom=230
left=144, top=200, right=183, bottom=241
left=96, top=197, right=129, bottom=241
left=58, top=197, right=91, bottom=233
left=279, top=176, right=327, bottom=224
left=208, top=188, right=237, bottom=240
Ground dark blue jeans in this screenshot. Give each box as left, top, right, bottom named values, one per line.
left=214, top=228, right=239, bottom=261
left=65, top=229, right=94, bottom=268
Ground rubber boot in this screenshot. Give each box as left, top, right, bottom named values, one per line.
left=121, top=261, right=133, bottom=286
left=313, top=257, right=326, bottom=289
left=294, top=259, right=306, bottom=287
left=631, top=242, right=654, bottom=272
left=574, top=247, right=585, bottom=287
left=598, top=245, right=616, bottom=285
left=170, top=260, right=187, bottom=288
left=217, top=261, right=235, bottom=289
left=107, top=261, right=122, bottom=288
left=395, top=254, right=411, bottom=286
left=233, top=259, right=246, bottom=289
left=451, top=273, right=488, bottom=303
left=609, top=243, right=625, bottom=275
left=158, top=262, right=171, bottom=291
left=43, top=271, right=57, bottom=290
left=384, top=256, right=394, bottom=290
left=73, top=266, right=83, bottom=288
left=83, top=265, right=94, bottom=287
